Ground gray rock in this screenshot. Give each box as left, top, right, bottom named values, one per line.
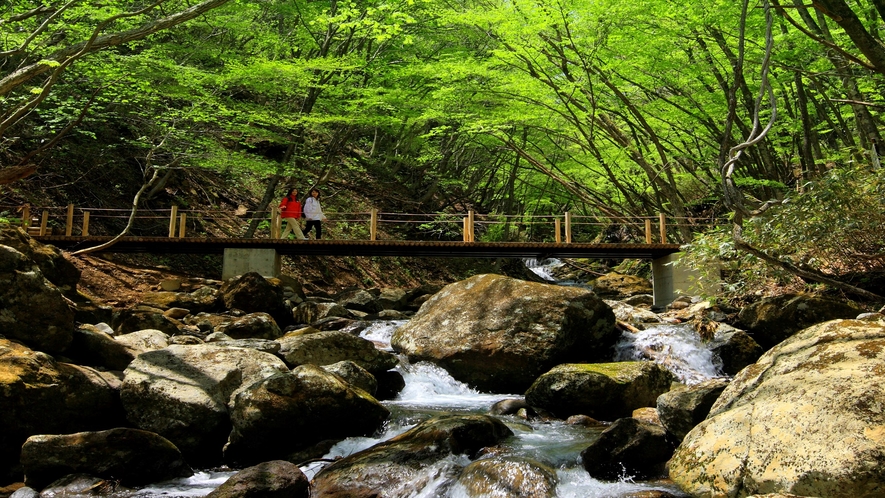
left=392, top=274, right=618, bottom=393
left=276, top=330, right=397, bottom=375
left=581, top=417, right=674, bottom=479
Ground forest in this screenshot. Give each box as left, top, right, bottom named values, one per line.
left=1, top=0, right=884, bottom=301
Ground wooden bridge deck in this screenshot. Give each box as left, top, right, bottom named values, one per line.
left=33, top=236, right=682, bottom=260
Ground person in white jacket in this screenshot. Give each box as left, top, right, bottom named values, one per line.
left=303, top=188, right=327, bottom=239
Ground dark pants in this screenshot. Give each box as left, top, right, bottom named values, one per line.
left=305, top=220, right=322, bottom=239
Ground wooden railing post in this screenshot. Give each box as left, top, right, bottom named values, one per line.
left=554, top=218, right=562, bottom=243
left=21, top=205, right=30, bottom=230
left=564, top=212, right=572, bottom=243
left=40, top=210, right=49, bottom=236
left=370, top=208, right=378, bottom=241
left=178, top=212, right=187, bottom=238
left=645, top=219, right=653, bottom=244
left=65, top=204, right=74, bottom=236
left=468, top=210, right=475, bottom=242
left=270, top=207, right=280, bottom=239
left=463, top=217, right=469, bottom=242
left=659, top=213, right=667, bottom=243
left=82, top=212, right=90, bottom=236
left=169, top=206, right=178, bottom=237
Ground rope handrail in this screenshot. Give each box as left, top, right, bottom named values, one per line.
left=1, top=203, right=727, bottom=244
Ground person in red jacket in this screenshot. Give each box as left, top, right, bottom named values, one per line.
left=279, top=188, right=308, bottom=240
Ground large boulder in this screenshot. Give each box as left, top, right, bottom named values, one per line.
left=669, top=318, right=885, bottom=497
left=20, top=428, right=191, bottom=490
left=223, top=364, right=390, bottom=467
left=220, top=272, right=292, bottom=327
left=311, top=415, right=513, bottom=498
left=0, top=339, right=126, bottom=481
left=120, top=344, right=289, bottom=466
left=736, top=293, right=864, bottom=349
left=0, top=245, right=75, bottom=353
left=391, top=274, right=618, bottom=393
left=524, top=361, right=674, bottom=421
left=276, top=330, right=398, bottom=375
left=322, top=360, right=378, bottom=396
left=205, top=460, right=309, bottom=498
left=456, top=456, right=558, bottom=497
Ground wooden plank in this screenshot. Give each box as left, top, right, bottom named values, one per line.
left=565, top=212, right=572, bottom=243
left=22, top=205, right=30, bottom=229
left=178, top=213, right=186, bottom=238
left=555, top=218, right=562, bottom=243
left=82, top=212, right=90, bottom=236
left=645, top=219, right=653, bottom=244
left=370, top=208, right=378, bottom=241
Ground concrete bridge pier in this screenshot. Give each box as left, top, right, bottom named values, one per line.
left=222, top=248, right=281, bottom=281
left=651, top=253, right=719, bottom=310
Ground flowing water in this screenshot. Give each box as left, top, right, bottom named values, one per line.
left=135, top=318, right=723, bottom=497
left=135, top=260, right=723, bottom=496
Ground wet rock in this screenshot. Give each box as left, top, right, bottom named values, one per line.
left=456, top=456, right=557, bottom=497
left=205, top=460, right=309, bottom=498
left=581, top=417, right=675, bottom=480
left=669, top=318, right=885, bottom=497
left=656, top=378, right=728, bottom=442
left=0, top=245, right=75, bottom=353
left=34, top=474, right=130, bottom=496
left=209, top=338, right=281, bottom=355
left=392, top=274, right=618, bottom=393
left=224, top=365, right=390, bottom=467
left=276, top=330, right=398, bottom=375
left=489, top=398, right=531, bottom=416
left=21, top=428, right=191, bottom=490
left=120, top=344, right=289, bottom=466
left=311, top=316, right=359, bottom=331
left=311, top=415, right=512, bottom=498
left=525, top=361, right=674, bottom=421
left=374, top=370, right=406, bottom=401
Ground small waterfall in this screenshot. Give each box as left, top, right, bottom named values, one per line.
left=614, top=323, right=724, bottom=385
left=524, top=257, right=562, bottom=281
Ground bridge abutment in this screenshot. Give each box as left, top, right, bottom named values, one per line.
left=222, top=248, right=281, bottom=281
left=651, top=253, right=719, bottom=310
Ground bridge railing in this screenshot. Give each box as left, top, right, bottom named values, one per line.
left=2, top=204, right=727, bottom=244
